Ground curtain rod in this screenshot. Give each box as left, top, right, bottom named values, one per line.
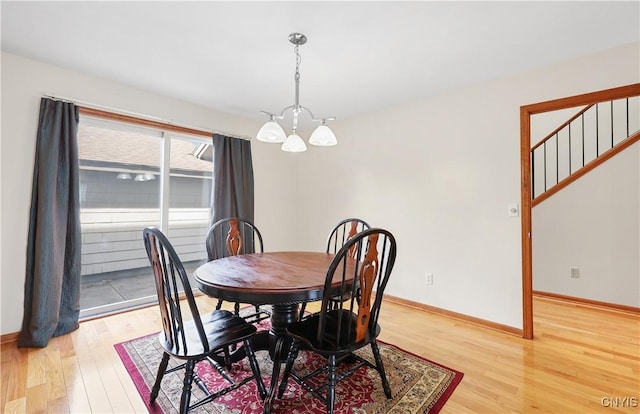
left=43, top=93, right=251, bottom=141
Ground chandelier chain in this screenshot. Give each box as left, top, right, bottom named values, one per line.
left=294, top=44, right=301, bottom=82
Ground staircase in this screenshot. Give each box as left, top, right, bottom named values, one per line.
left=530, top=89, right=640, bottom=205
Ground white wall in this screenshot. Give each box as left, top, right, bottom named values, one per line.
left=532, top=141, right=639, bottom=306
left=0, top=52, right=299, bottom=335
left=296, top=43, right=640, bottom=328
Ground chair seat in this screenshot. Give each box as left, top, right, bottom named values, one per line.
left=159, top=309, right=257, bottom=358
left=287, top=309, right=380, bottom=354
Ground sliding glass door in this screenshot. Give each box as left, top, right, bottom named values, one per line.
left=77, top=115, right=212, bottom=318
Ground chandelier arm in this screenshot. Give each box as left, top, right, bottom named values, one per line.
left=259, top=110, right=278, bottom=119
left=259, top=107, right=293, bottom=120
left=297, top=106, right=336, bottom=123
left=261, top=106, right=336, bottom=124
left=277, top=105, right=297, bottom=119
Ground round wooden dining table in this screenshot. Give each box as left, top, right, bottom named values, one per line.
left=194, top=251, right=337, bottom=346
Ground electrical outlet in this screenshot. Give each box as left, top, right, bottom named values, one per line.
left=424, top=272, right=433, bottom=285
left=570, top=267, right=580, bottom=278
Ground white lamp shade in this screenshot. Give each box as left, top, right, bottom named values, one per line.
left=281, top=134, right=307, bottom=152
left=256, top=121, right=286, bottom=143
left=308, top=125, right=337, bottom=146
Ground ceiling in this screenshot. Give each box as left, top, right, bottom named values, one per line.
left=2, top=1, right=639, bottom=125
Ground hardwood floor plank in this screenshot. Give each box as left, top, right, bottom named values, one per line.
left=44, top=346, right=66, bottom=404
left=72, top=359, right=110, bottom=412
left=63, top=379, right=91, bottom=414
left=26, top=348, right=47, bottom=388
left=4, top=347, right=28, bottom=404
left=25, top=383, right=47, bottom=414
left=46, top=396, right=70, bottom=414
left=70, top=331, right=112, bottom=413
left=0, top=345, right=13, bottom=409
left=3, top=397, right=26, bottom=414
left=108, top=351, right=148, bottom=414
left=58, top=333, right=91, bottom=414
left=94, top=344, right=137, bottom=413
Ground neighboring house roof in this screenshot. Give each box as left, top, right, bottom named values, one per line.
left=78, top=124, right=212, bottom=174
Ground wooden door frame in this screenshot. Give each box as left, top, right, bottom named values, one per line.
left=520, top=83, right=640, bottom=339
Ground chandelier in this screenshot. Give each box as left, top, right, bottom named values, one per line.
left=256, top=33, right=337, bottom=152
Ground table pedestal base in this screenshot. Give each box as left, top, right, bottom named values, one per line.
left=260, top=303, right=300, bottom=414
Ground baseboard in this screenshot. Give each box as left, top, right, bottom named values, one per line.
left=533, top=291, right=640, bottom=315
left=383, top=294, right=523, bottom=337
left=1, top=331, right=19, bottom=345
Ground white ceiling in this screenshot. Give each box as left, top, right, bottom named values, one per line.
left=2, top=1, right=639, bottom=124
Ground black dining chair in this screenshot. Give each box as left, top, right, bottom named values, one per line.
left=276, top=228, right=397, bottom=414
left=142, top=227, right=266, bottom=413
left=326, top=218, right=371, bottom=255
left=205, top=217, right=270, bottom=323
left=298, top=218, right=371, bottom=320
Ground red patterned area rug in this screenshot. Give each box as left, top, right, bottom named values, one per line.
left=115, top=327, right=463, bottom=413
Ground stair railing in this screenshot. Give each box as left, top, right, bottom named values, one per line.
left=531, top=96, right=639, bottom=206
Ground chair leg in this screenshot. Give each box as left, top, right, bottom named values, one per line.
left=370, top=341, right=392, bottom=399
left=244, top=339, right=266, bottom=399
left=223, top=346, right=232, bottom=369
left=326, top=354, right=337, bottom=414
left=205, top=356, right=234, bottom=384
left=298, top=303, right=307, bottom=320
left=277, top=339, right=300, bottom=398
left=264, top=337, right=287, bottom=414
left=179, top=359, right=196, bottom=414
left=150, top=352, right=170, bottom=403
left=215, top=298, right=224, bottom=310
left=227, top=302, right=242, bottom=353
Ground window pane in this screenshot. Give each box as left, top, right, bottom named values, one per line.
left=167, top=137, right=212, bottom=277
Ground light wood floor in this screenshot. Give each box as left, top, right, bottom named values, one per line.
left=1, top=296, right=638, bottom=413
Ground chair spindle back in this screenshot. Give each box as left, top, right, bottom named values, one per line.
left=205, top=218, right=264, bottom=261
left=326, top=218, right=370, bottom=256
left=318, top=228, right=396, bottom=347
left=143, top=227, right=208, bottom=355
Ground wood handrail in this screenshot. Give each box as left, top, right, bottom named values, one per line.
left=521, top=83, right=640, bottom=114
left=530, top=103, right=594, bottom=152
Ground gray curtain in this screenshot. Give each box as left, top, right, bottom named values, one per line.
left=211, top=134, right=255, bottom=255
left=19, top=98, right=81, bottom=348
